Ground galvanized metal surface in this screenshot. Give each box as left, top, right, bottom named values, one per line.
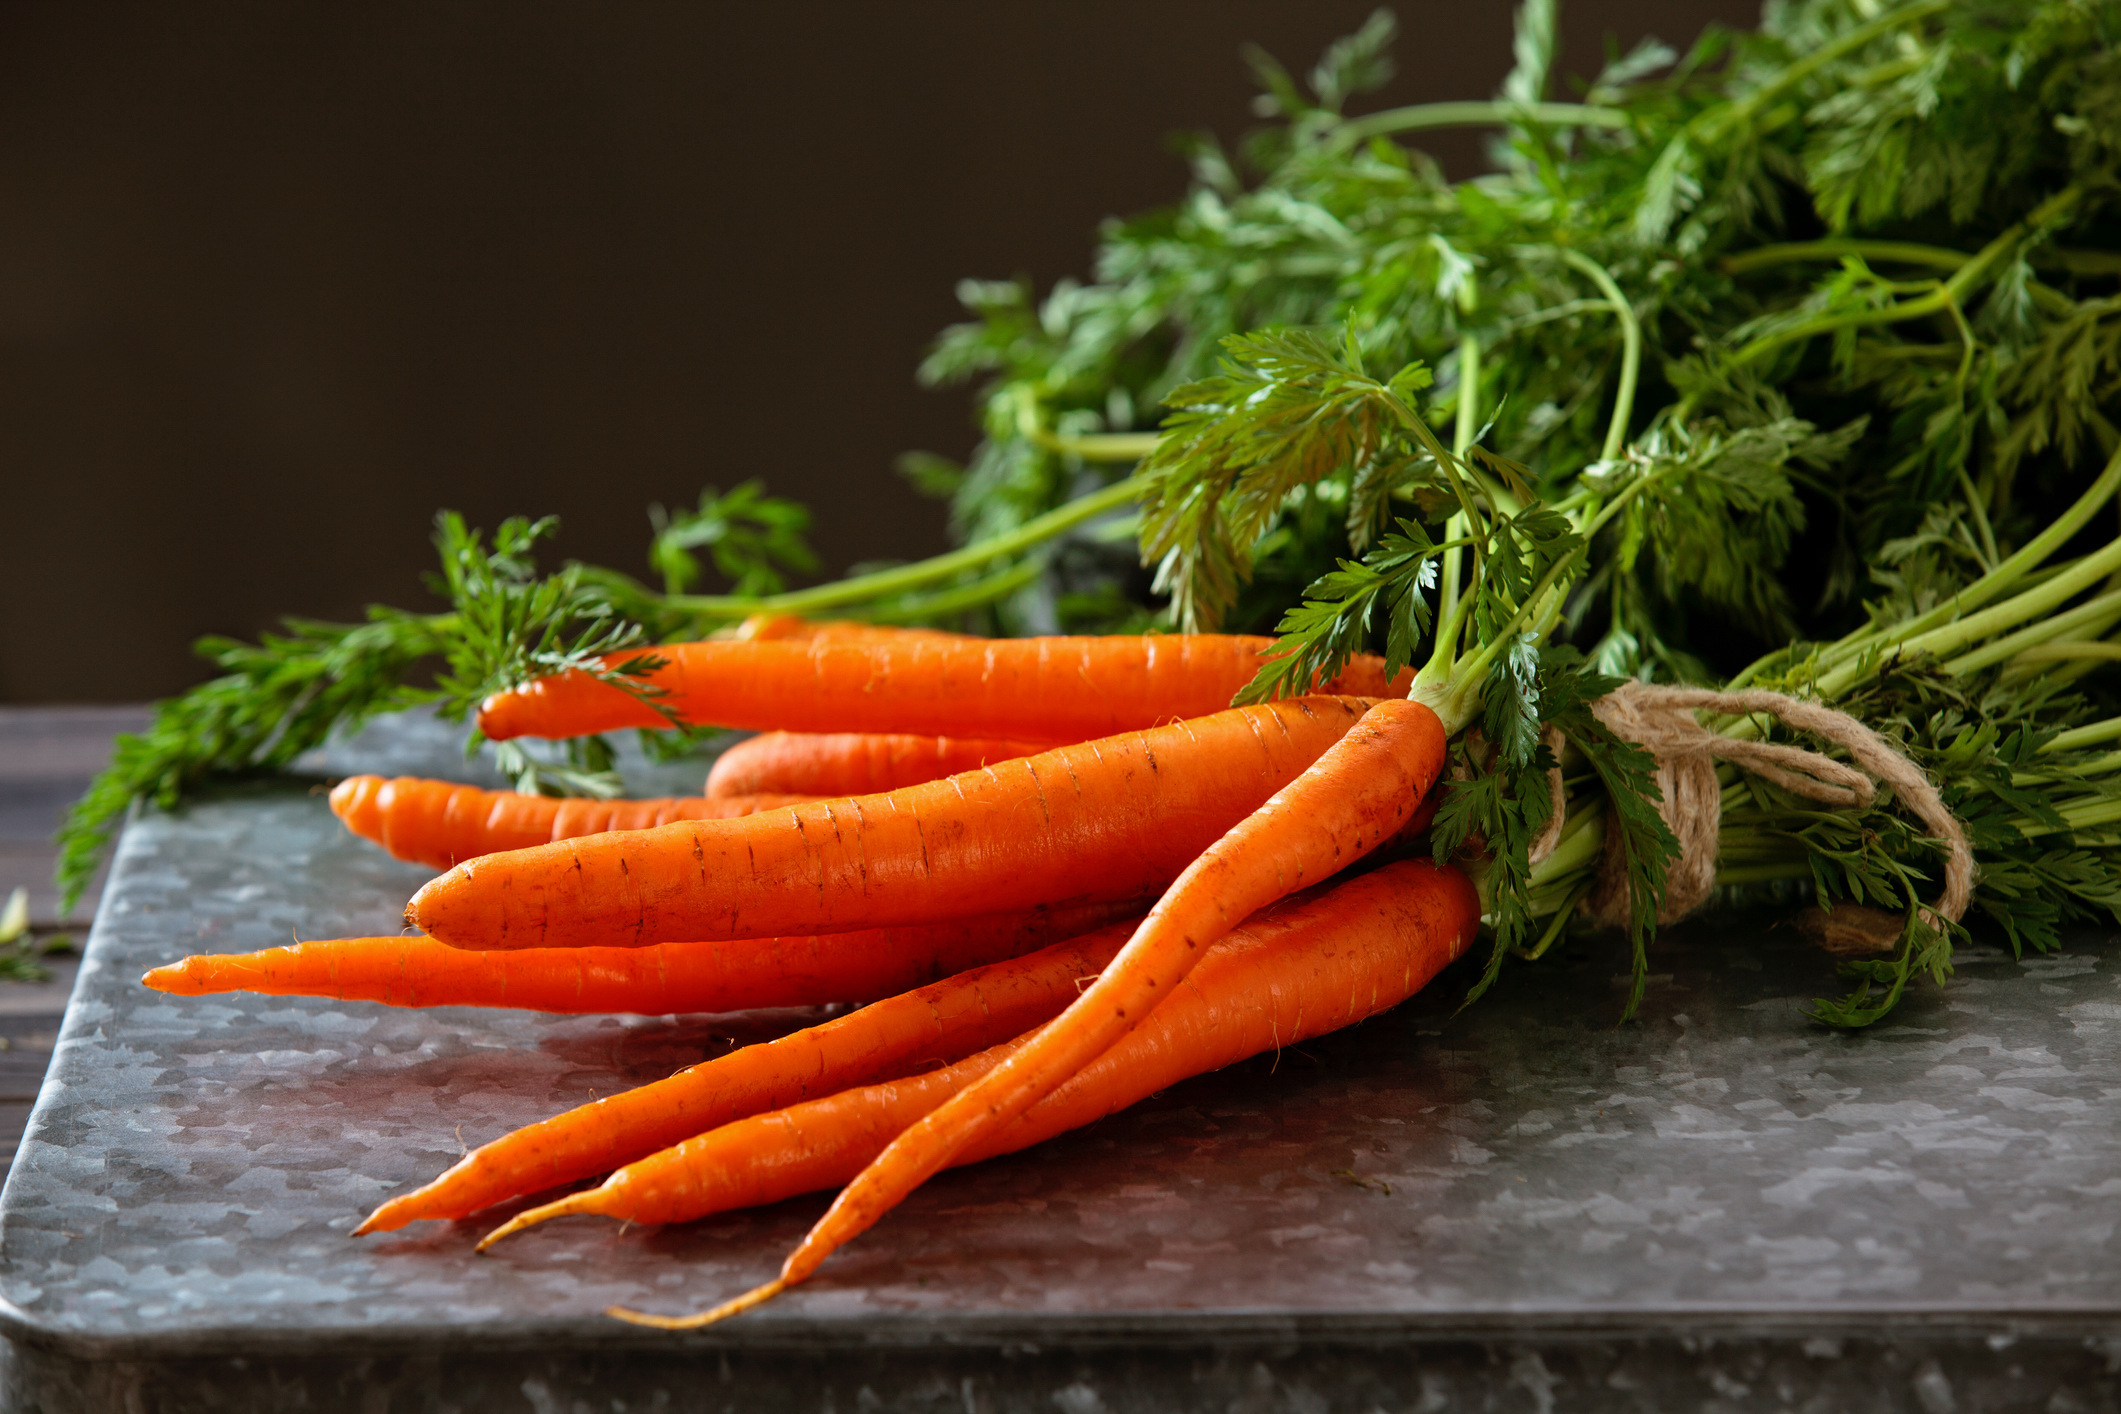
left=2, top=713, right=2118, bottom=1410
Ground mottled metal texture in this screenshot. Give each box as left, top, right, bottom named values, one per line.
left=2, top=714, right=2119, bottom=1409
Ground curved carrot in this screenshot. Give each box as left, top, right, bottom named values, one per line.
left=477, top=634, right=1413, bottom=742
left=140, top=898, right=1142, bottom=1013
left=328, top=775, right=815, bottom=871
left=696, top=697, right=1446, bottom=1322
left=407, top=696, right=1379, bottom=951
left=354, top=917, right=1141, bottom=1233
left=490, top=858, right=1477, bottom=1262
left=704, top=732, right=1052, bottom=799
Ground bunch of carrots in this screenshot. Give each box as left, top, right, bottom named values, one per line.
left=146, top=619, right=1477, bottom=1327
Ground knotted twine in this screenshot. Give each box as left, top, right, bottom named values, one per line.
left=1522, top=683, right=1974, bottom=932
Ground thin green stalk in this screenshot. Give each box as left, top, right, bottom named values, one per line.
left=858, top=557, right=1047, bottom=623
left=2023, top=796, right=2121, bottom=838
left=1415, top=588, right=1479, bottom=709
left=1721, top=239, right=1972, bottom=275
left=1330, top=100, right=1628, bottom=151
left=1558, top=250, right=1642, bottom=463
left=1428, top=465, right=1671, bottom=728
left=1875, top=537, right=2121, bottom=681
left=1482, top=806, right=1606, bottom=917
left=2007, top=641, right=2121, bottom=667
left=1435, top=332, right=1482, bottom=673
left=1730, top=185, right=2083, bottom=369
left=1498, top=298, right=1618, bottom=335
left=1734, top=440, right=2121, bottom=691
left=1939, top=588, right=2121, bottom=677
left=2015, top=749, right=2121, bottom=784
left=1958, top=470, right=2001, bottom=569
left=1522, top=878, right=1595, bottom=960
left=665, top=473, right=1149, bottom=621
left=2040, top=718, right=2121, bottom=754
left=1026, top=430, right=1161, bottom=462
left=1378, top=374, right=1488, bottom=537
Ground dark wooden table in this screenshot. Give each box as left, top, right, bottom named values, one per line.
left=0, top=707, right=145, bottom=1176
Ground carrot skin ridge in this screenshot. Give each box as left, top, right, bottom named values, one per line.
left=705, top=732, right=1054, bottom=800
left=328, top=775, right=815, bottom=872
left=406, top=697, right=1379, bottom=951
left=354, top=917, right=1141, bottom=1234
left=773, top=697, right=1448, bottom=1291
left=520, top=858, right=1476, bottom=1242
left=477, top=635, right=1413, bottom=743
left=139, top=899, right=1142, bottom=1014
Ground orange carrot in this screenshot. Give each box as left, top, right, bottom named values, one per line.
left=688, top=697, right=1446, bottom=1323
left=140, top=898, right=1142, bottom=1014
left=476, top=634, right=1414, bottom=742
left=354, top=916, right=1141, bottom=1233
left=407, top=696, right=1378, bottom=951
left=328, top=775, right=815, bottom=871
left=704, top=732, right=1053, bottom=799
left=486, top=857, right=1477, bottom=1262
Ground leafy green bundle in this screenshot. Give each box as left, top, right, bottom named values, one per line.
left=59, top=0, right=2121, bottom=1026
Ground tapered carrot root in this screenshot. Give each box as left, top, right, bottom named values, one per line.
left=705, top=732, right=1053, bottom=799
left=140, top=899, right=1141, bottom=1014
left=407, top=696, right=1378, bottom=952
left=495, top=859, right=1476, bottom=1278
left=753, top=697, right=1447, bottom=1305
left=477, top=634, right=1413, bottom=742
left=328, top=775, right=816, bottom=872
left=355, top=917, right=1141, bottom=1234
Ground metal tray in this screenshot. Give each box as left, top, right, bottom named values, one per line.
left=3, top=717, right=2119, bottom=1411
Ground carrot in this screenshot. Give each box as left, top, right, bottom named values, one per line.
left=140, top=898, right=1142, bottom=1014
left=476, top=634, right=1414, bottom=742
left=704, top=732, right=1053, bottom=799
left=328, top=775, right=815, bottom=871
left=406, top=696, right=1378, bottom=951
left=681, top=697, right=1446, bottom=1323
left=353, top=916, right=1142, bottom=1233
left=484, top=857, right=1478, bottom=1270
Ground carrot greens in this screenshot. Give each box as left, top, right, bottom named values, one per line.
left=63, top=0, right=2121, bottom=1028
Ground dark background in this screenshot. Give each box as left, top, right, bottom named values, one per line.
left=1, top=2, right=1752, bottom=703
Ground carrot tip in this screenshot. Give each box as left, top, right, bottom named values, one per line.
left=605, top=1278, right=788, bottom=1331
left=475, top=1191, right=593, bottom=1252
left=350, top=1207, right=395, bottom=1237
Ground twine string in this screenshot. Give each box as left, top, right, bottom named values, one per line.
left=1523, top=683, right=1972, bottom=932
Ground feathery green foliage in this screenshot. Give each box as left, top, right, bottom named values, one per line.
left=60, top=0, right=2121, bottom=1032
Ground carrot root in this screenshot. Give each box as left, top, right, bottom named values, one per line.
left=570, top=854, right=1475, bottom=1327
left=408, top=697, right=1379, bottom=951
left=477, top=634, right=1412, bottom=743
left=329, top=774, right=814, bottom=871
left=144, top=900, right=1136, bottom=1016
left=766, top=697, right=1446, bottom=1297
left=353, top=917, right=1136, bottom=1233
left=705, top=731, right=1053, bottom=799
left=607, top=1280, right=785, bottom=1332
left=475, top=1191, right=602, bottom=1250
